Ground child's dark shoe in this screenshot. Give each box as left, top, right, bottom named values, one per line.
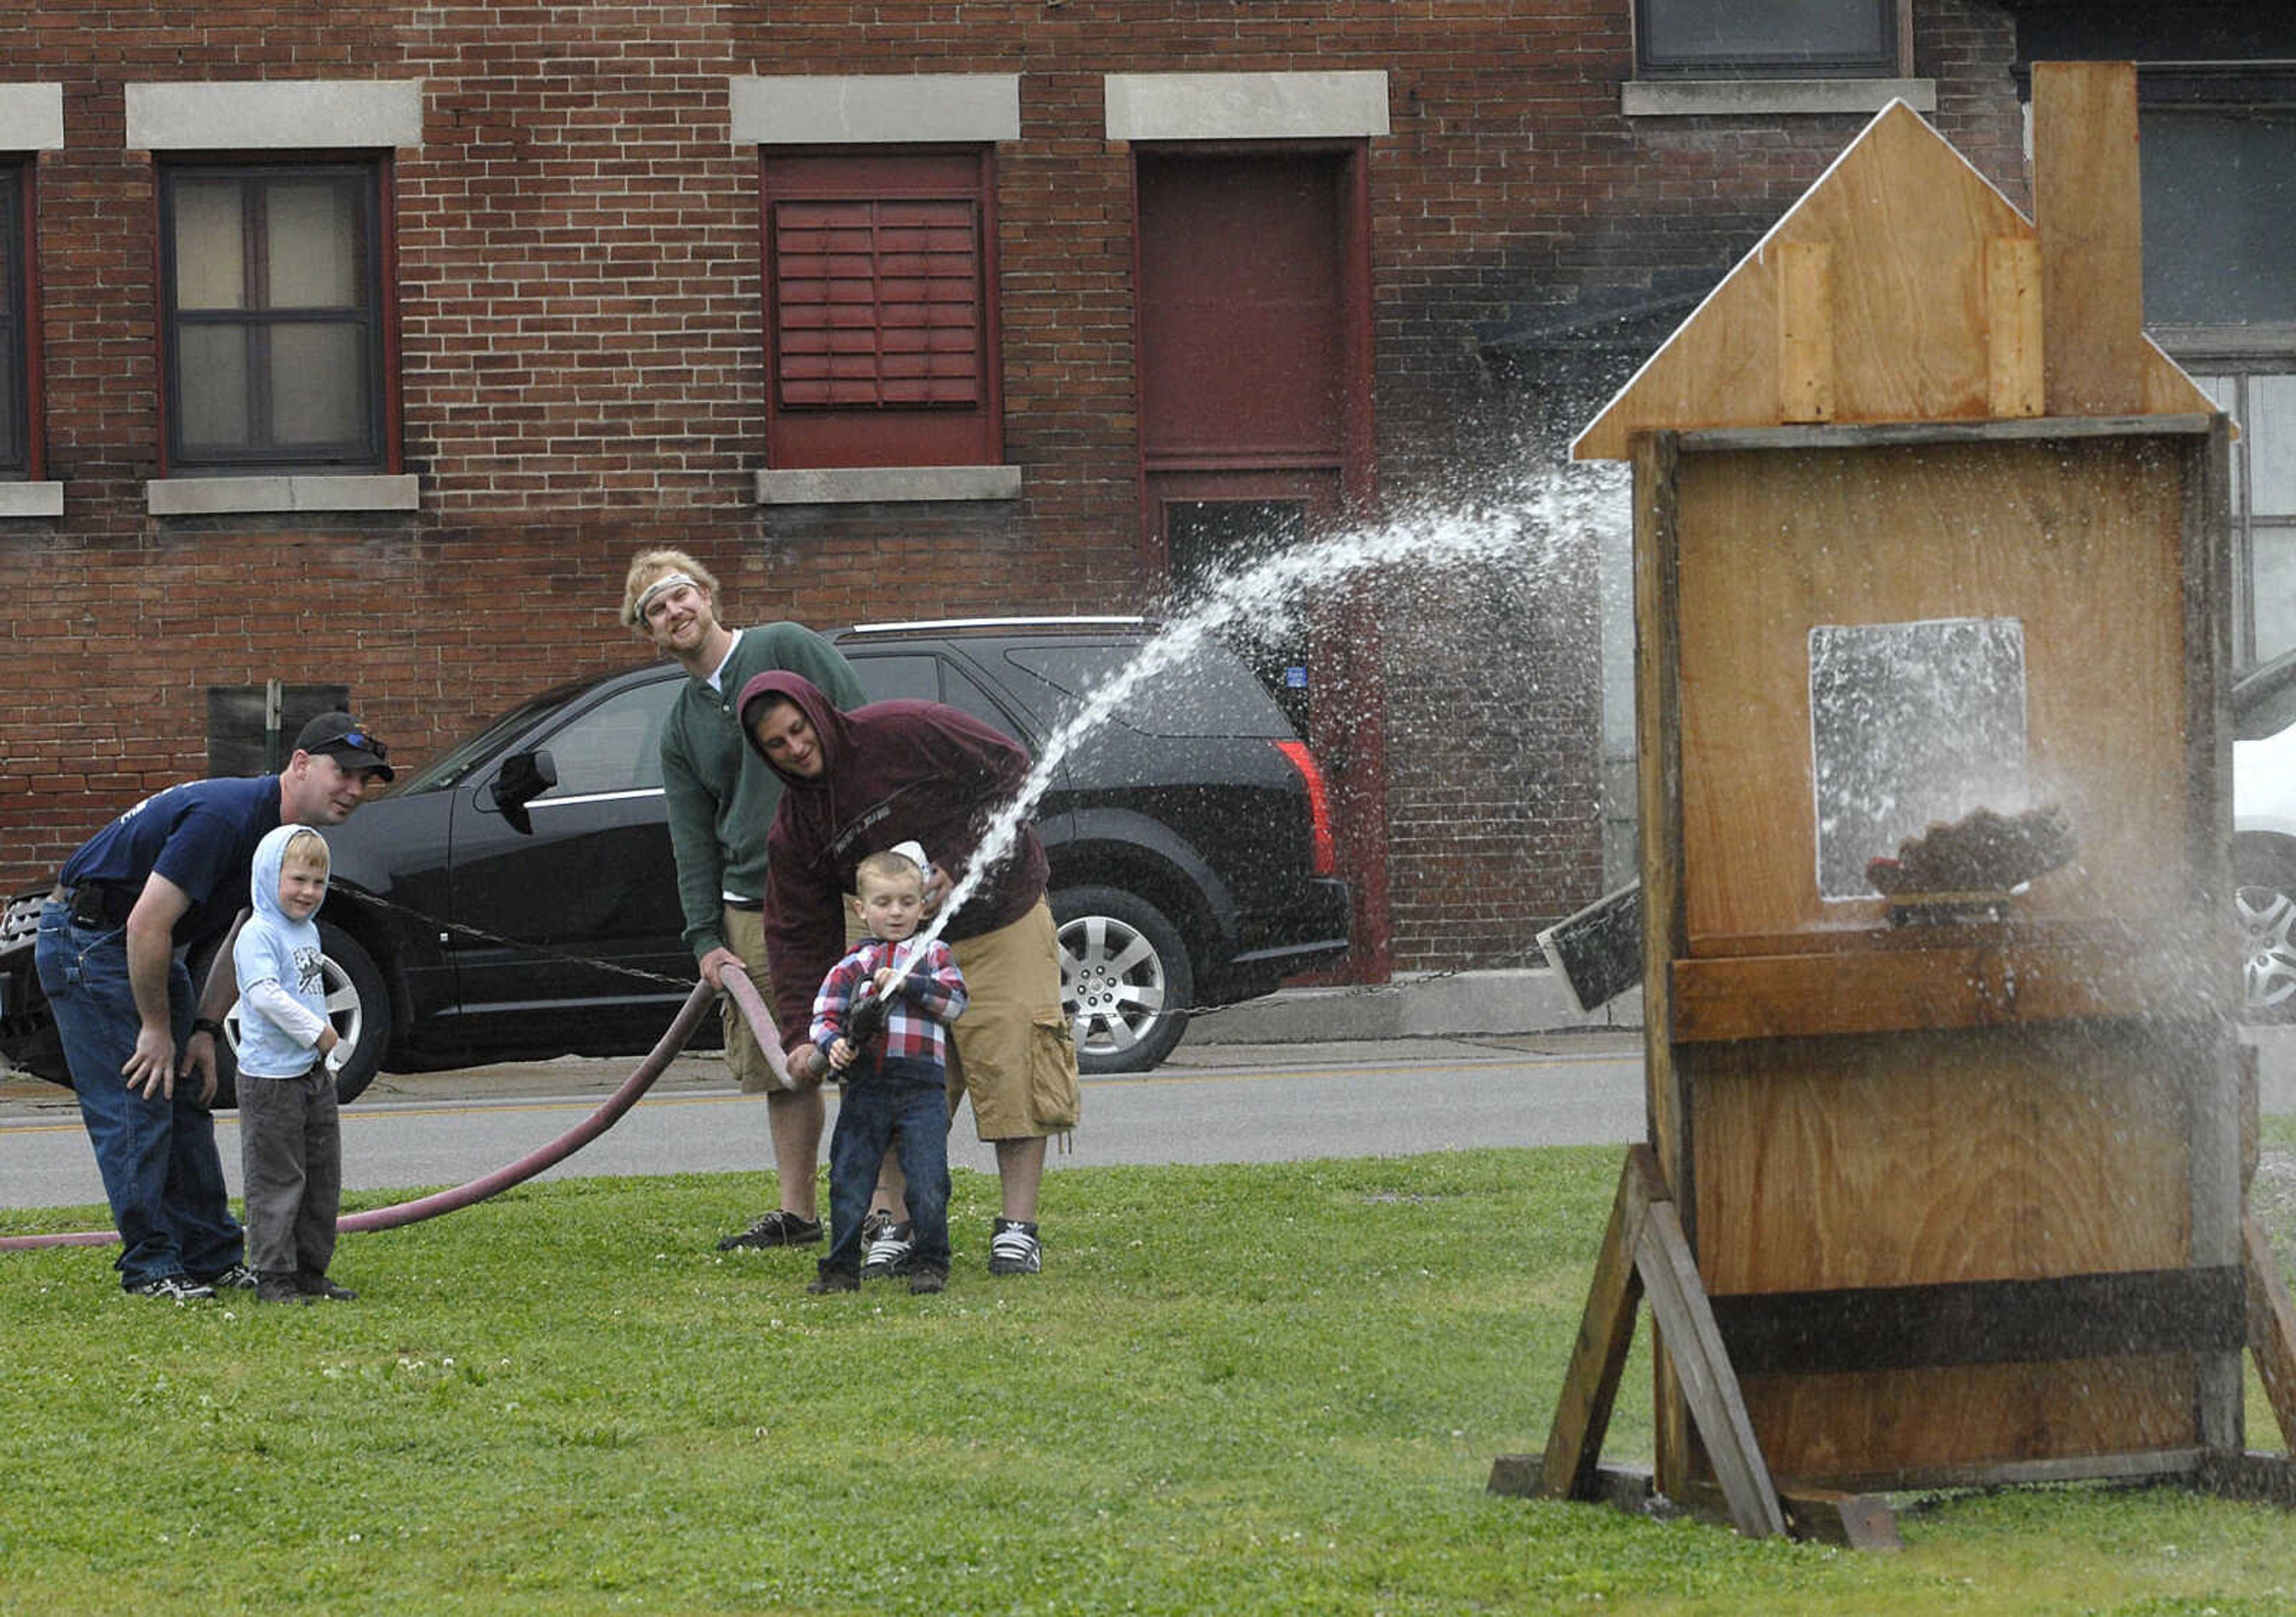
left=907, top=1263, right=948, bottom=1295
left=807, top=1268, right=860, bottom=1295
left=300, top=1273, right=358, bottom=1301
left=255, top=1276, right=313, bottom=1305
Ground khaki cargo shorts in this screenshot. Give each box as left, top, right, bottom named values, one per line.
left=718, top=904, right=783, bottom=1095
left=945, top=900, right=1080, bottom=1141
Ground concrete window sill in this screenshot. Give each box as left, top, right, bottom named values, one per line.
left=146, top=474, right=422, bottom=516
left=755, top=465, right=1022, bottom=505
left=0, top=482, right=64, bottom=518
left=1622, top=78, right=1937, bottom=118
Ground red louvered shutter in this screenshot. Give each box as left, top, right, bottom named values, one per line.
left=763, top=152, right=1000, bottom=469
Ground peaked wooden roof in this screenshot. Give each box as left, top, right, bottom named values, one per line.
left=1571, top=96, right=2214, bottom=461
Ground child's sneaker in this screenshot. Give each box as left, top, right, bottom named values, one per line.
left=988, top=1218, right=1041, bottom=1276
left=127, top=1273, right=214, bottom=1302
left=199, top=1262, right=259, bottom=1292
left=908, top=1263, right=948, bottom=1295
left=807, top=1267, right=860, bottom=1295
left=255, top=1276, right=313, bottom=1305
left=860, top=1214, right=915, bottom=1278
left=299, top=1274, right=359, bottom=1301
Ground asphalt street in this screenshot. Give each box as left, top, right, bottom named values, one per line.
left=0, top=1031, right=1647, bottom=1213
left=10, top=1023, right=2294, bottom=1219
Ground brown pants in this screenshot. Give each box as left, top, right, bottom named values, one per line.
left=237, top=1065, right=340, bottom=1281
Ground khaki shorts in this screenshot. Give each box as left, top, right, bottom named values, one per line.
left=718, top=904, right=782, bottom=1095
left=946, top=900, right=1080, bottom=1141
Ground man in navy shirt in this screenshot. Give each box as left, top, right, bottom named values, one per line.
left=35, top=713, right=394, bottom=1300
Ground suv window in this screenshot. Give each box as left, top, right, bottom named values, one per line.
left=535, top=680, right=671, bottom=798
left=846, top=649, right=1022, bottom=740
left=1004, top=643, right=1292, bottom=739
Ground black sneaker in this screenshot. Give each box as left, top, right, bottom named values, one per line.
left=299, top=1274, right=359, bottom=1301
left=127, top=1274, right=214, bottom=1302
left=197, top=1262, right=258, bottom=1292
left=255, top=1277, right=313, bottom=1305
left=806, top=1267, right=860, bottom=1295
left=988, top=1218, right=1042, bottom=1276
left=716, top=1210, right=825, bottom=1251
left=908, top=1262, right=948, bottom=1295
left=860, top=1216, right=915, bottom=1279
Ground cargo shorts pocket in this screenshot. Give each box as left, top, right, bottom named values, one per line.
left=1029, top=1014, right=1081, bottom=1133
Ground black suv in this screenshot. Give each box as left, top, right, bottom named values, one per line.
left=2, top=619, right=1351, bottom=1098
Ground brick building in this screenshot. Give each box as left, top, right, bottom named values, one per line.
left=0, top=2, right=2026, bottom=980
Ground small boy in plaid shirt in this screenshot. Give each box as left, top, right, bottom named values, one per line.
left=806, top=849, right=969, bottom=1295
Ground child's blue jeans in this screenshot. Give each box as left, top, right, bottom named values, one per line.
left=822, top=1062, right=951, bottom=1277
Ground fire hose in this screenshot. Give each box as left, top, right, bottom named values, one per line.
left=0, top=971, right=796, bottom=1253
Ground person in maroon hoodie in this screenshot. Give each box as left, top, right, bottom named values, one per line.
left=740, top=670, right=1080, bottom=1277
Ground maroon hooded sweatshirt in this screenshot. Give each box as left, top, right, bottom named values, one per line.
left=738, top=669, right=1050, bottom=1049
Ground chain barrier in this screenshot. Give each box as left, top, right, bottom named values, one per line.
left=334, top=882, right=1553, bottom=1025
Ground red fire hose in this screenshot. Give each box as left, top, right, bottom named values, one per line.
left=0, top=973, right=796, bottom=1252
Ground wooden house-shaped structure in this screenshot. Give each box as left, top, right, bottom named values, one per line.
left=1506, top=64, right=2296, bottom=1539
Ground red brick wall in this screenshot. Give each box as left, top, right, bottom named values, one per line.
left=0, top=1, right=2026, bottom=979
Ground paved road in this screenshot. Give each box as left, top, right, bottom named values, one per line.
left=13, top=1025, right=2294, bottom=1218
left=0, top=1033, right=1647, bottom=1213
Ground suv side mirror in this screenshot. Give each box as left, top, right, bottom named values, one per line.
left=486, top=748, right=557, bottom=835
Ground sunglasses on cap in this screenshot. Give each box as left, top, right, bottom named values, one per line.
left=312, top=728, right=389, bottom=761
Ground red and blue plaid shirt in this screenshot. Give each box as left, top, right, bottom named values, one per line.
left=810, top=936, right=967, bottom=1075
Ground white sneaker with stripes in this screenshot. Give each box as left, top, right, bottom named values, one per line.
left=860, top=1213, right=914, bottom=1279
left=988, top=1217, right=1041, bottom=1276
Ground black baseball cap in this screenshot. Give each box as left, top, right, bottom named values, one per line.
left=293, top=711, right=395, bottom=780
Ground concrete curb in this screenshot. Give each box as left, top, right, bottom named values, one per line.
left=1184, top=967, right=1644, bottom=1044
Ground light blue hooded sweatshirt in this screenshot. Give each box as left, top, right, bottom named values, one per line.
left=232, top=824, right=334, bottom=1079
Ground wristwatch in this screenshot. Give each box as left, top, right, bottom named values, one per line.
left=191, top=1017, right=226, bottom=1041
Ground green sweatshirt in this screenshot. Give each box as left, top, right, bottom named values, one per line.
left=660, top=623, right=865, bottom=960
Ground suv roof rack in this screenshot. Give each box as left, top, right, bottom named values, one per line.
left=841, top=616, right=1159, bottom=636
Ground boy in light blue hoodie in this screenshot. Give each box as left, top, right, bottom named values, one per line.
left=233, top=824, right=355, bottom=1305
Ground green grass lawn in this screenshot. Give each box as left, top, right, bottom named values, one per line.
left=4, top=1146, right=2294, bottom=1615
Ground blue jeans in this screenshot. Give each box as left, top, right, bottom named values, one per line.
left=823, top=1065, right=951, bottom=1277
left=35, top=901, right=243, bottom=1288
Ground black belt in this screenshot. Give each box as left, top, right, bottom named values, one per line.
left=52, top=882, right=138, bottom=928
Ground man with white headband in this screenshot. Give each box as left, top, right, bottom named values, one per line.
left=620, top=549, right=866, bottom=1254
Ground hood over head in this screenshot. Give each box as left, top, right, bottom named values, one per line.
left=737, top=670, right=850, bottom=787
left=251, top=822, right=330, bottom=931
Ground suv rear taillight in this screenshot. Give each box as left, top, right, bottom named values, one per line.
left=1274, top=740, right=1338, bottom=876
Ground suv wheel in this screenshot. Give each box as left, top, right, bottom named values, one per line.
left=2237, top=838, right=2296, bottom=1023
left=195, top=924, right=390, bottom=1108
left=1051, top=886, right=1193, bottom=1074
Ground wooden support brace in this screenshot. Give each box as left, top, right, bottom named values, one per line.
left=1635, top=1179, right=1789, bottom=1537
left=1512, top=1146, right=1789, bottom=1539
left=1778, top=1487, right=1904, bottom=1551
left=2244, top=1212, right=2296, bottom=1453
left=1776, top=242, right=1834, bottom=424
left=2193, top=1450, right=2296, bottom=1510
left=1518, top=1144, right=1652, bottom=1502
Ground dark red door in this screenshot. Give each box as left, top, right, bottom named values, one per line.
left=1132, top=150, right=1385, bottom=977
